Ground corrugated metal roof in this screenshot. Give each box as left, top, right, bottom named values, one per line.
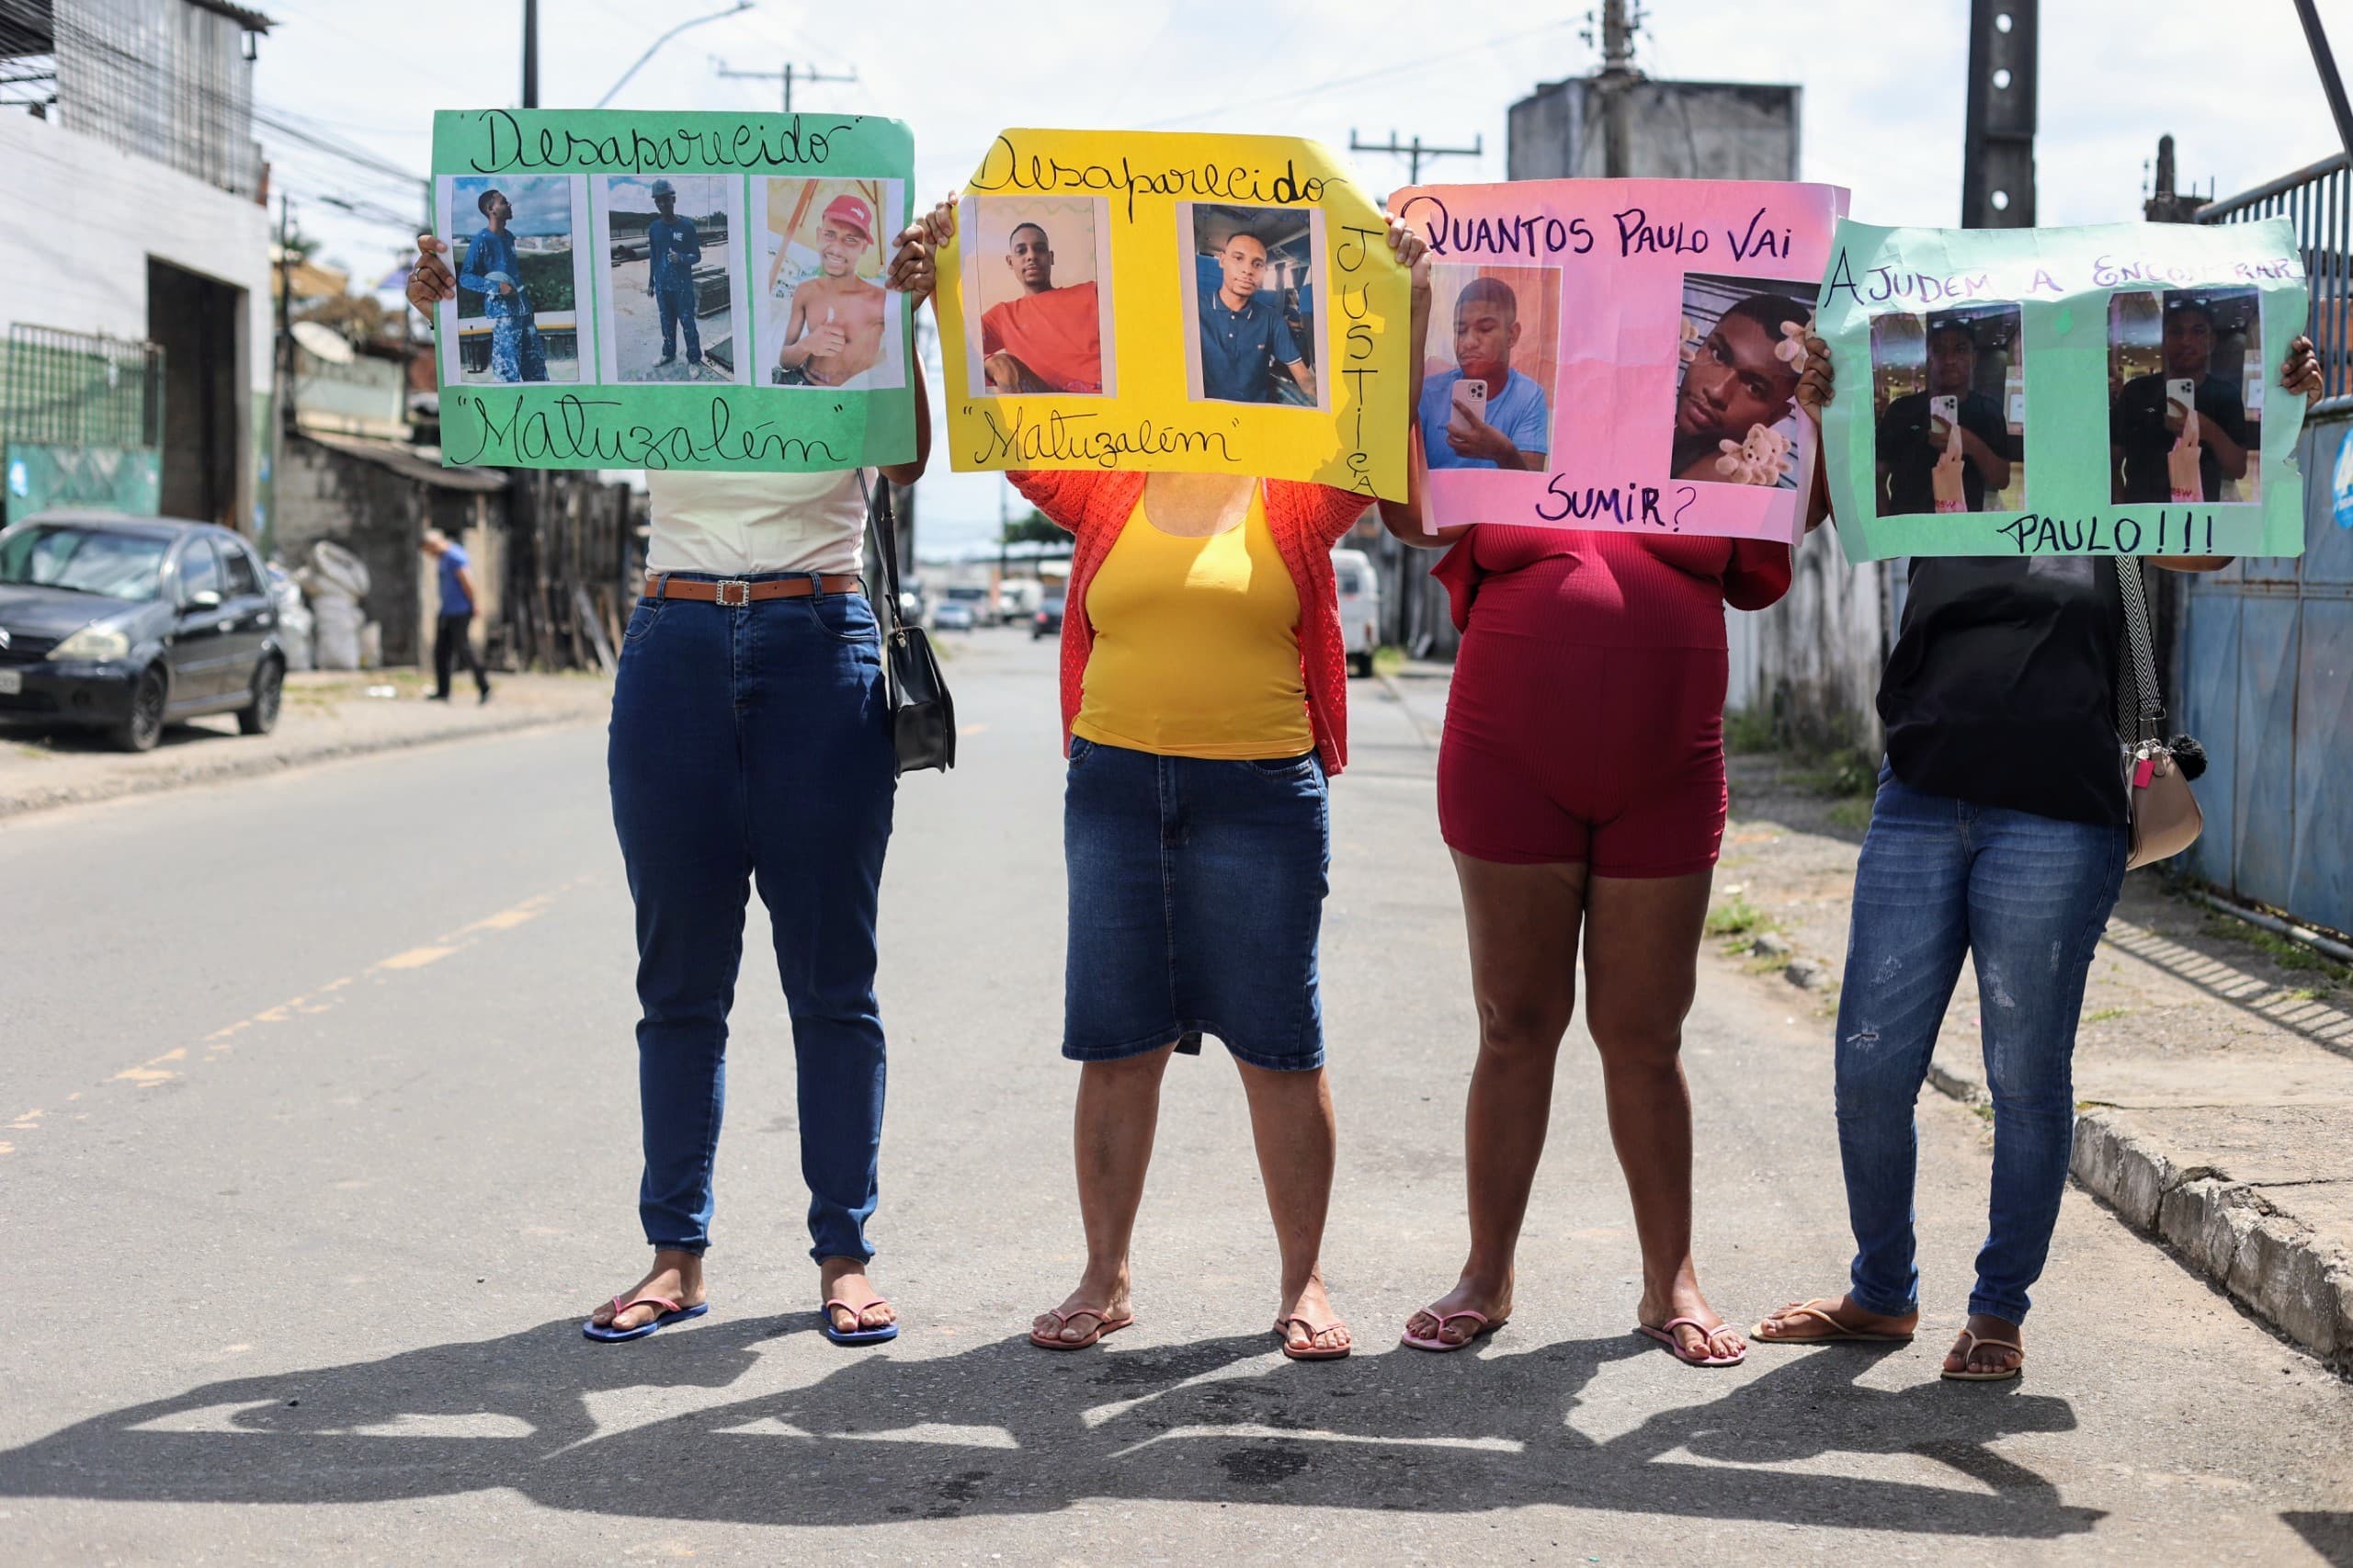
left=189, top=1, right=275, bottom=32
left=296, top=429, right=510, bottom=494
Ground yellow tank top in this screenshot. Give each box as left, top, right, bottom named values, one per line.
left=1073, top=488, right=1313, bottom=760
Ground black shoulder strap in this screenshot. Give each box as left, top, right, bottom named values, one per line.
left=857, top=469, right=905, bottom=630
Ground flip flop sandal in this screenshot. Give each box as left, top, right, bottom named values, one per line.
left=1752, top=1298, right=1915, bottom=1345
left=821, top=1296, right=900, bottom=1346
left=1028, top=1305, right=1135, bottom=1351
left=582, top=1294, right=708, bottom=1343
left=1940, top=1329, right=2024, bottom=1381
left=1636, top=1317, right=1746, bottom=1367
left=1275, top=1315, right=1353, bottom=1361
left=1401, top=1307, right=1508, bottom=1353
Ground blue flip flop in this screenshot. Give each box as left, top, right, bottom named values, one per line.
left=582, top=1293, right=709, bottom=1343
left=821, top=1296, right=899, bottom=1346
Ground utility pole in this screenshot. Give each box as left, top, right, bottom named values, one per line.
left=267, top=193, right=292, bottom=553
left=522, top=0, right=539, bottom=108
left=1347, top=130, right=1483, bottom=188
left=715, top=59, right=858, bottom=116
left=1582, top=0, right=1645, bottom=177
left=2292, top=0, right=2353, bottom=160
left=1961, top=0, right=2036, bottom=226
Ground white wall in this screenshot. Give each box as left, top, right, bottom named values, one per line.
left=0, top=108, right=272, bottom=396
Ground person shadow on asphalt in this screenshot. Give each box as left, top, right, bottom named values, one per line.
left=0, top=1315, right=2100, bottom=1541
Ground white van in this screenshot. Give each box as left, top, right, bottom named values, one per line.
left=1329, top=548, right=1381, bottom=678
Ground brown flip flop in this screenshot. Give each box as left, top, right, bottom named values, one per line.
left=1941, top=1328, right=2024, bottom=1381
left=1028, top=1304, right=1134, bottom=1351
left=1274, top=1314, right=1352, bottom=1361
left=1752, top=1298, right=1915, bottom=1345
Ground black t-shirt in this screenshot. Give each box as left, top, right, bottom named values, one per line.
left=2113, top=371, right=2250, bottom=502
left=1878, top=556, right=2127, bottom=826
left=1877, top=390, right=2017, bottom=514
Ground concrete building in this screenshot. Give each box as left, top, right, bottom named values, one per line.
left=0, top=0, right=277, bottom=535
left=1506, top=77, right=1802, bottom=182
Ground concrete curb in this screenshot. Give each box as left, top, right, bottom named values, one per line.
left=1922, top=1057, right=2353, bottom=1368
left=0, top=709, right=599, bottom=823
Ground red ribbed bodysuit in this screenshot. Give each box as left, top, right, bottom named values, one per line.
left=1433, top=528, right=1793, bottom=878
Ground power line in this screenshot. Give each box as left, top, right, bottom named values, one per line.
left=1139, top=20, right=1575, bottom=131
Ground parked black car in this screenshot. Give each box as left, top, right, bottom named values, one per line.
left=0, top=512, right=285, bottom=752
left=1032, top=591, right=1065, bottom=641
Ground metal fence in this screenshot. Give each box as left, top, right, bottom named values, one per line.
left=0, top=321, right=165, bottom=449
left=2198, top=150, right=2353, bottom=413
left=2177, top=159, right=2353, bottom=937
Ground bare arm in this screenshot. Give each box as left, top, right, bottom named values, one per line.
left=1285, top=358, right=1315, bottom=401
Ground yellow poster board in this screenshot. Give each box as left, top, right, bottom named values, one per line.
left=938, top=129, right=1410, bottom=502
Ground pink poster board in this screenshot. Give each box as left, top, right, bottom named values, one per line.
left=1393, top=178, right=1848, bottom=543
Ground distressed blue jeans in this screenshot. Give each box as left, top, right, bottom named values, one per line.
left=1834, top=770, right=2126, bottom=1325
left=608, top=576, right=896, bottom=1263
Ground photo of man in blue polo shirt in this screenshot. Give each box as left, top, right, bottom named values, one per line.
left=1195, top=226, right=1315, bottom=405
left=1417, top=276, right=1551, bottom=471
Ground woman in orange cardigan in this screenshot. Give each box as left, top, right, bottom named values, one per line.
left=902, top=204, right=1425, bottom=1359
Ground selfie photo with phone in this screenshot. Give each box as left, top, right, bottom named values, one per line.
left=2109, top=287, right=2263, bottom=504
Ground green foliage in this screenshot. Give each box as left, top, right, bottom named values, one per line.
left=1724, top=707, right=1779, bottom=755
left=1002, top=508, right=1065, bottom=547
left=1704, top=894, right=1769, bottom=937
left=2200, top=915, right=2351, bottom=985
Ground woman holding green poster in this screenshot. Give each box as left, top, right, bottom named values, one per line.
left=407, top=222, right=938, bottom=1347
left=1752, top=331, right=2322, bottom=1381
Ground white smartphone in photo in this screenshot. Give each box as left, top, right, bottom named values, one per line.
left=2166, top=377, right=2196, bottom=421
left=1928, top=393, right=1958, bottom=442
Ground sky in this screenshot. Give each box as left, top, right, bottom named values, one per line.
left=450, top=175, right=571, bottom=235
left=251, top=0, right=2353, bottom=554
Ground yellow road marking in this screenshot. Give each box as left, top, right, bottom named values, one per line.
left=5, top=877, right=592, bottom=1152
left=375, top=946, right=458, bottom=971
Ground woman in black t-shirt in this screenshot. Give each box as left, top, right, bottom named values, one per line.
left=1752, top=332, right=2322, bottom=1381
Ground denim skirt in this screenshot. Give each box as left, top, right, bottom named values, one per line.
left=1062, top=734, right=1330, bottom=1070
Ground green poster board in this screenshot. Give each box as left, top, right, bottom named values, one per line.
left=1817, top=218, right=2311, bottom=562
left=429, top=110, right=917, bottom=472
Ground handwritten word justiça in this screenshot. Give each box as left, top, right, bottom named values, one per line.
left=464, top=109, right=856, bottom=175
left=446, top=391, right=847, bottom=469
left=970, top=135, right=1330, bottom=223
left=1400, top=196, right=1797, bottom=266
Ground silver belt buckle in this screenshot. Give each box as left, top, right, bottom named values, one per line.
left=715, top=579, right=753, bottom=608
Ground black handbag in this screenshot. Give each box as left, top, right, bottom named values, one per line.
left=860, top=473, right=955, bottom=776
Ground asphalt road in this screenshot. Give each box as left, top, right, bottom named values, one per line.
left=2, top=629, right=2347, bottom=1566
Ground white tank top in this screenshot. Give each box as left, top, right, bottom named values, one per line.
left=643, top=468, right=868, bottom=576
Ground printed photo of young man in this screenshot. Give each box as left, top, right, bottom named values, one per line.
left=1875, top=309, right=2021, bottom=515
left=1176, top=204, right=1326, bottom=404
left=1418, top=273, right=1551, bottom=471
left=1671, top=275, right=1814, bottom=487
left=2110, top=290, right=2258, bottom=504
left=980, top=220, right=1104, bottom=393
left=775, top=192, right=889, bottom=388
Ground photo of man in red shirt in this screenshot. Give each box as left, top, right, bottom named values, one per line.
left=979, top=220, right=1104, bottom=394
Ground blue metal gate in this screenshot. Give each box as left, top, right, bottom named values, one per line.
left=2183, top=157, right=2353, bottom=935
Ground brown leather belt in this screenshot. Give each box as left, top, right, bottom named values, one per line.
left=643, top=573, right=864, bottom=607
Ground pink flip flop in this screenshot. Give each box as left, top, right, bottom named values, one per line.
left=1401, top=1308, right=1507, bottom=1353
left=1028, top=1305, right=1134, bottom=1351
left=1636, top=1317, right=1746, bottom=1367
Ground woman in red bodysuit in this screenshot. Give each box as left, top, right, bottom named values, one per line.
left=1379, top=280, right=1831, bottom=1366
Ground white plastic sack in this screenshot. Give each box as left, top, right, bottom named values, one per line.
left=313, top=595, right=363, bottom=671
left=310, top=540, right=370, bottom=601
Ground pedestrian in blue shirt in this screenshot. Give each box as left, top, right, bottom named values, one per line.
left=422, top=528, right=491, bottom=704
left=1197, top=231, right=1313, bottom=404
left=644, top=179, right=704, bottom=369
left=459, top=187, right=548, bottom=383
left=1416, top=277, right=1551, bottom=471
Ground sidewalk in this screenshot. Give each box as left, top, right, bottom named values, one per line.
left=0, top=670, right=613, bottom=820
left=1714, top=750, right=2353, bottom=1369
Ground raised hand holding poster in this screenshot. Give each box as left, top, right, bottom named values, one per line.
left=1816, top=218, right=2312, bottom=562
left=936, top=130, right=1411, bottom=501
left=429, top=109, right=917, bottom=471
left=1393, top=178, right=1847, bottom=542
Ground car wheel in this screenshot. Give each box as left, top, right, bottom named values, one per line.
left=238, top=656, right=284, bottom=735
left=117, top=665, right=166, bottom=753
left=1347, top=652, right=1373, bottom=678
